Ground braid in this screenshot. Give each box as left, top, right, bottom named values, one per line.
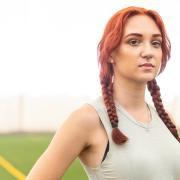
left=147, top=79, right=180, bottom=142
left=101, top=77, right=128, bottom=144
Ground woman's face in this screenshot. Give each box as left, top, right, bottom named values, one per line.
left=111, top=14, right=162, bottom=84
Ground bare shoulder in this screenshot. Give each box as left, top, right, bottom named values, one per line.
left=50, top=103, right=102, bottom=154
left=63, top=103, right=100, bottom=131
left=26, top=104, right=101, bottom=179
left=54, top=103, right=101, bottom=145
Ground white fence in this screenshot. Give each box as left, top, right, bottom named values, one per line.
left=0, top=95, right=91, bottom=133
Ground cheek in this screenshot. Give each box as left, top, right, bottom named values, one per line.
left=155, top=53, right=162, bottom=74
left=114, top=46, right=140, bottom=71
left=157, top=52, right=163, bottom=67
left=115, top=60, right=135, bottom=75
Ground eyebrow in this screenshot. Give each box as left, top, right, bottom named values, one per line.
left=124, top=33, right=162, bottom=38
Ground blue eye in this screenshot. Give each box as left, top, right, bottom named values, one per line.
left=128, top=39, right=140, bottom=46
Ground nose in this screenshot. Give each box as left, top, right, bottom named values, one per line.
left=140, top=43, right=153, bottom=60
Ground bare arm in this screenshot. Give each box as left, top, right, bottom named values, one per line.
left=26, top=105, right=94, bottom=180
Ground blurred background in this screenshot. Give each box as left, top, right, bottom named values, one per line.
left=0, top=0, right=180, bottom=179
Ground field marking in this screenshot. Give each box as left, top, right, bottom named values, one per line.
left=0, top=155, right=26, bottom=180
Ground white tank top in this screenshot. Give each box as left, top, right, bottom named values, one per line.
left=80, top=96, right=180, bottom=180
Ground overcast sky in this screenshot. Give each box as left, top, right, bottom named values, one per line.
left=0, top=0, right=180, bottom=101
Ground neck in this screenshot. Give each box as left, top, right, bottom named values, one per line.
left=113, top=77, right=147, bottom=110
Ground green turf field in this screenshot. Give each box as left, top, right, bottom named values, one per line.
left=0, top=133, right=88, bottom=180
left=1, top=131, right=179, bottom=179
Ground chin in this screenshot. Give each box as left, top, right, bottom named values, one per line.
left=140, top=77, right=155, bottom=83
left=139, top=72, right=157, bottom=81
left=136, top=75, right=156, bottom=83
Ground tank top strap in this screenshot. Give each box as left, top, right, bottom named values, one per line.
left=86, top=96, right=113, bottom=144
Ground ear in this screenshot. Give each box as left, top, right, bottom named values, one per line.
left=109, top=55, right=115, bottom=64
left=109, top=57, right=114, bottom=63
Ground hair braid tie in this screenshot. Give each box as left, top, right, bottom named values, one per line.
left=112, top=127, right=128, bottom=144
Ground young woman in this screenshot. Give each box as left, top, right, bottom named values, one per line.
left=27, top=6, right=180, bottom=180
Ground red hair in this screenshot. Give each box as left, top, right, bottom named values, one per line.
left=98, top=6, right=180, bottom=144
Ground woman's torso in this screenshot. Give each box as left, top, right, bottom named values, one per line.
left=79, top=96, right=180, bottom=180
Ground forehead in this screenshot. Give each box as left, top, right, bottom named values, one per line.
left=123, top=15, right=161, bottom=36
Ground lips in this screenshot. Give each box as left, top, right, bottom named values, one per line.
left=139, top=63, right=155, bottom=67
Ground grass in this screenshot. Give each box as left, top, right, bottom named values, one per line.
left=0, top=133, right=88, bottom=180
left=1, top=131, right=180, bottom=180
left=0, top=167, right=16, bottom=180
